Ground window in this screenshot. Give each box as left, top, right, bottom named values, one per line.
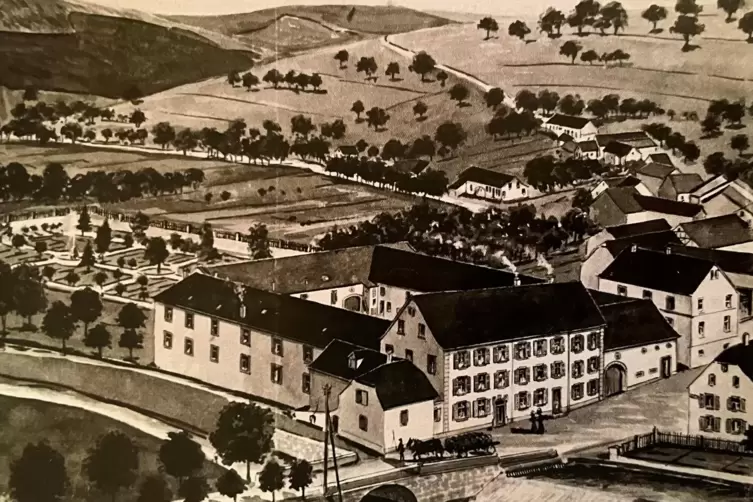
left=697, top=298, right=704, bottom=311
left=302, top=373, right=311, bottom=394
left=587, top=356, right=600, bottom=374
left=666, top=316, right=674, bottom=327
left=184, top=337, right=193, bottom=356
left=551, top=361, right=566, bottom=379
left=587, top=333, right=600, bottom=351
left=359, top=415, right=368, bottom=431
left=408, top=306, right=416, bottom=317
left=387, top=302, right=392, bottom=313
left=642, top=290, right=652, bottom=300
left=617, top=285, right=627, bottom=296
left=240, top=354, right=250, bottom=374
left=533, top=388, right=548, bottom=406
left=571, top=335, right=584, bottom=354
left=453, top=350, right=471, bottom=370
left=636, top=371, right=645, bottom=378
left=728, top=396, right=746, bottom=412
left=533, top=364, right=548, bottom=382
left=164, top=307, right=173, bottom=322
left=163, top=331, right=173, bottom=349
left=300, top=293, right=309, bottom=300
left=385, top=344, right=394, bottom=354
left=550, top=337, right=565, bottom=355
left=330, top=290, right=338, bottom=305
left=571, top=383, right=584, bottom=401
left=514, top=342, right=531, bottom=360
left=494, top=370, right=509, bottom=389
left=710, top=269, right=719, bottom=280
left=434, top=407, right=442, bottom=423
left=473, top=373, right=490, bottom=392
left=516, top=391, right=530, bottom=411
left=699, top=415, right=721, bottom=432
left=453, top=401, right=469, bottom=421
left=474, top=398, right=490, bottom=418
left=272, top=338, right=284, bottom=356
left=493, top=345, right=509, bottom=363
left=427, top=355, right=437, bottom=375
left=210, top=344, right=219, bottom=363
left=453, top=375, right=471, bottom=396
left=405, top=349, right=414, bottom=362
left=726, top=294, right=733, bottom=309
left=241, top=329, right=251, bottom=346
left=303, top=345, right=314, bottom=364
left=355, top=389, right=369, bottom=405
left=727, top=418, right=746, bottom=435
left=185, top=312, right=194, bottom=329
left=533, top=340, right=547, bottom=357
left=698, top=322, right=705, bottom=338
left=724, top=316, right=731, bottom=333
left=514, top=367, right=530, bottom=385
left=722, top=363, right=729, bottom=373
left=400, top=410, right=409, bottom=426
left=397, top=320, right=405, bottom=335
left=380, top=287, right=386, bottom=296
left=418, top=323, right=426, bottom=339
left=665, top=296, right=675, bottom=311
left=587, top=379, right=599, bottom=396
left=701, top=393, right=719, bottom=410
left=734, top=376, right=741, bottom=388
left=474, top=347, right=490, bottom=366
left=572, top=361, right=584, bottom=379
left=380, top=301, right=385, bottom=314
left=271, top=364, right=283, bottom=385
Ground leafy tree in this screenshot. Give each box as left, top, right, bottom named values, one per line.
left=137, top=475, right=172, bottom=502
left=680, top=140, right=701, bottom=162
left=43, top=300, right=75, bottom=353
left=642, top=4, right=668, bottom=31
left=130, top=109, right=147, bottom=128
left=670, top=15, right=705, bottom=50
left=80, top=241, right=96, bottom=271
left=115, top=283, right=127, bottom=297
left=515, top=89, right=540, bottom=112
left=78, top=206, right=92, bottom=235
left=247, top=223, right=272, bottom=260
left=434, top=121, right=467, bottom=154
left=11, top=234, right=26, bottom=250
left=436, top=70, right=449, bottom=87
left=356, top=56, right=378, bottom=80
left=242, top=72, right=259, bottom=91
left=64, top=270, right=80, bottom=286
left=117, top=302, right=146, bottom=332
left=34, top=240, right=47, bottom=256
left=10, top=442, right=69, bottom=502
left=411, top=51, right=437, bottom=82
left=539, top=7, right=566, bottom=36
left=484, top=87, right=505, bottom=109
left=83, top=431, right=139, bottom=502
left=356, top=139, right=369, bottom=152
left=263, top=69, right=283, bottom=89
left=724, top=101, right=746, bottom=126
left=144, top=237, right=169, bottom=273
left=216, top=469, right=246, bottom=502
left=41, top=162, right=69, bottom=200
left=179, top=476, right=210, bottom=502
left=601, top=1, right=629, bottom=34
left=559, top=94, right=585, bottom=115
left=259, top=459, right=285, bottom=502
left=159, top=431, right=206, bottom=484
left=351, top=100, right=365, bottom=121
left=572, top=188, right=594, bottom=211
left=310, top=73, right=323, bottom=91
left=22, top=87, right=38, bottom=101
left=567, top=0, right=601, bottom=35
left=209, top=402, right=275, bottom=482
left=731, top=134, right=750, bottom=155
left=71, top=287, right=103, bottom=337
left=174, top=128, right=199, bottom=155
left=291, top=115, right=316, bottom=138
left=119, top=328, right=144, bottom=359
left=508, top=20, right=531, bottom=40
left=609, top=49, right=631, bottom=66
left=676, top=0, right=703, bottom=15
left=478, top=16, right=499, bottom=39
left=334, top=49, right=349, bottom=68
left=448, top=84, right=470, bottom=106
left=84, top=323, right=111, bottom=358
left=701, top=114, right=722, bottom=137
left=368, top=145, right=380, bottom=157
left=228, top=70, right=241, bottom=87
left=740, top=11, right=753, bottom=40
left=102, top=128, right=113, bottom=143
left=366, top=107, right=390, bottom=130
left=152, top=122, right=176, bottom=150
left=385, top=62, right=401, bottom=80
left=560, top=40, right=583, bottom=63
left=61, top=122, right=83, bottom=144
left=409, top=135, right=436, bottom=160
left=288, top=458, right=313, bottom=500
left=412, top=100, right=428, bottom=119
left=95, top=219, right=112, bottom=255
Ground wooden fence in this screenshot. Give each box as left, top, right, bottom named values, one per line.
left=618, top=429, right=750, bottom=456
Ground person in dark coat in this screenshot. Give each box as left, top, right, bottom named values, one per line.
left=530, top=410, right=537, bottom=433
left=536, top=407, right=545, bottom=434
left=397, top=438, right=405, bottom=462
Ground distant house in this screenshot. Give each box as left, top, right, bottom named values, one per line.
left=449, top=166, right=535, bottom=202
left=334, top=145, right=359, bottom=158
left=676, top=214, right=753, bottom=252
left=658, top=173, right=704, bottom=202
left=636, top=163, right=681, bottom=196
left=591, top=187, right=705, bottom=228
left=603, top=141, right=641, bottom=166
left=557, top=133, right=574, bottom=145
left=590, top=175, right=651, bottom=200
left=392, top=159, right=430, bottom=176
left=584, top=219, right=675, bottom=258
left=576, top=140, right=600, bottom=160
left=649, top=153, right=674, bottom=167
left=542, top=114, right=598, bottom=141
left=688, top=174, right=731, bottom=205
left=596, top=132, right=660, bottom=161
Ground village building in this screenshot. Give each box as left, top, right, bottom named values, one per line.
left=575, top=140, right=600, bottom=160
left=688, top=174, right=731, bottom=205
left=687, top=341, right=753, bottom=440
left=542, top=114, right=598, bottom=141
left=603, top=141, right=642, bottom=166
left=596, top=132, right=660, bottom=161
left=590, top=175, right=651, bottom=201
left=597, top=247, right=740, bottom=369
left=635, top=163, right=681, bottom=196
left=658, top=173, right=704, bottom=202
left=151, top=273, right=390, bottom=408
left=590, top=187, right=705, bottom=228
left=676, top=214, right=753, bottom=253
left=449, top=166, right=535, bottom=203
left=648, top=153, right=674, bottom=167
left=584, top=219, right=674, bottom=258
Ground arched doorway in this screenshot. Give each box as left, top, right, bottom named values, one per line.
left=360, top=485, right=418, bottom=502
left=343, top=295, right=362, bottom=312
left=605, top=362, right=627, bottom=397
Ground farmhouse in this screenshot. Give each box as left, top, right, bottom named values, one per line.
left=151, top=273, right=390, bottom=408
left=590, top=187, right=705, bottom=228
left=449, top=166, right=535, bottom=202
left=688, top=174, right=731, bottom=205
left=597, top=247, right=740, bottom=369
left=584, top=218, right=674, bottom=258
left=575, top=140, right=600, bottom=160
left=596, top=132, right=659, bottom=161
left=379, top=282, right=606, bottom=434
left=676, top=214, right=753, bottom=252
left=636, top=163, right=681, bottom=196
left=542, top=114, right=598, bottom=141
left=687, top=341, right=753, bottom=441
left=658, top=173, right=704, bottom=202
left=603, top=141, right=641, bottom=166
left=590, top=175, right=650, bottom=200
left=203, top=243, right=542, bottom=320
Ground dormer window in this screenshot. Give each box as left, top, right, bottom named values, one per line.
left=240, top=305, right=247, bottom=318
left=322, top=274, right=330, bottom=282
left=348, top=353, right=357, bottom=370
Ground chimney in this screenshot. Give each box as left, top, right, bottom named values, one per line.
left=547, top=276, right=554, bottom=284
left=631, top=244, right=637, bottom=253
left=386, top=352, right=393, bottom=363
left=665, top=246, right=672, bottom=255
left=744, top=333, right=750, bottom=346
left=513, top=272, right=521, bottom=287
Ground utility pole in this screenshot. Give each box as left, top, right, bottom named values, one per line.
left=323, top=384, right=331, bottom=498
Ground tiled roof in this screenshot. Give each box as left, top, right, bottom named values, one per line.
left=597, top=132, right=656, bottom=149
left=605, top=219, right=672, bottom=239
left=587, top=289, right=637, bottom=307
left=690, top=174, right=730, bottom=198
left=665, top=173, right=703, bottom=194
left=600, top=299, right=680, bottom=351
left=679, top=214, right=753, bottom=249
left=668, top=245, right=753, bottom=275
left=578, top=140, right=599, bottom=152
left=632, top=193, right=704, bottom=217
left=602, top=187, right=643, bottom=214
left=309, top=340, right=388, bottom=381
left=638, top=163, right=677, bottom=180
left=338, top=145, right=359, bottom=155
left=449, top=166, right=515, bottom=190
left=714, top=343, right=753, bottom=381
left=602, top=175, right=642, bottom=189
left=604, top=230, right=683, bottom=256
left=649, top=153, right=674, bottom=166
left=604, top=141, right=634, bottom=157
left=356, top=360, right=439, bottom=409
left=411, top=282, right=605, bottom=350
left=546, top=114, right=593, bottom=129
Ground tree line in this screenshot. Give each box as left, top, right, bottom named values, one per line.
left=513, top=89, right=664, bottom=121
left=641, top=122, right=701, bottom=162
left=333, top=49, right=447, bottom=86
left=524, top=155, right=610, bottom=191
left=325, top=156, right=449, bottom=196
left=700, top=98, right=753, bottom=137
left=559, top=40, right=631, bottom=66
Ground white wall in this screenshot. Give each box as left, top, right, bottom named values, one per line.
left=292, top=284, right=367, bottom=314
left=688, top=361, right=753, bottom=441
left=604, top=341, right=677, bottom=389
left=383, top=401, right=435, bottom=453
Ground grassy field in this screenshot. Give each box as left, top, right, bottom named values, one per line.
left=0, top=394, right=224, bottom=502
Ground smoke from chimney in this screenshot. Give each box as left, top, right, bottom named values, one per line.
left=496, top=253, right=517, bottom=274
left=537, top=254, right=554, bottom=277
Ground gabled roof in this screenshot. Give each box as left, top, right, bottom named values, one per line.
left=356, top=359, right=439, bottom=409
left=690, top=174, right=730, bottom=198
left=559, top=133, right=574, bottom=142
left=600, top=299, right=680, bottom=351
left=679, top=214, right=753, bottom=249
left=668, top=245, right=753, bottom=276
left=577, top=140, right=599, bottom=152
left=599, top=247, right=716, bottom=295
left=546, top=114, right=593, bottom=130
left=713, top=343, right=753, bottom=382
left=153, top=273, right=389, bottom=349
left=638, top=162, right=677, bottom=180
left=664, top=173, right=703, bottom=194
left=597, top=132, right=656, bottom=149
left=600, top=187, right=643, bottom=214
left=309, top=340, right=389, bottom=381
left=605, top=219, right=673, bottom=239
left=588, top=289, right=637, bottom=307
left=632, top=193, right=704, bottom=217
left=604, top=141, right=634, bottom=157
left=649, top=153, right=674, bottom=167
left=393, top=159, right=430, bottom=175
left=602, top=175, right=642, bottom=189
left=604, top=230, right=683, bottom=256
left=449, top=166, right=516, bottom=190
left=411, top=282, right=605, bottom=350
left=562, top=140, right=578, bottom=153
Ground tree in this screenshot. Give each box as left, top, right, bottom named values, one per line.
left=334, top=49, right=349, bottom=69
left=680, top=140, right=701, bottom=162
left=0, top=263, right=16, bottom=336
left=34, top=240, right=47, bottom=256
left=411, top=52, right=437, bottom=82
left=701, top=114, right=722, bottom=137
left=641, top=4, right=668, bottom=32
left=356, top=56, right=378, bottom=80
left=41, top=162, right=69, bottom=200
left=351, top=100, right=365, bottom=121
left=409, top=135, right=436, bottom=160
left=10, top=442, right=69, bottom=502
left=539, top=7, right=566, bottom=37
left=731, top=134, right=750, bottom=155
left=137, top=475, right=172, bottom=502
left=515, top=89, right=540, bottom=112
left=676, top=0, right=703, bottom=15
left=259, top=459, right=285, bottom=502
left=381, top=139, right=406, bottom=161
left=159, top=431, right=206, bottom=484
left=484, top=87, right=505, bottom=109
left=102, top=128, right=113, bottom=143
left=64, top=270, right=80, bottom=287
left=95, top=219, right=112, bottom=255
left=61, top=122, right=83, bottom=144
left=179, top=476, right=210, bottom=502
left=23, top=87, right=38, bottom=101
left=434, top=122, right=467, bottom=154
left=560, top=40, right=583, bottom=63
left=291, top=115, right=316, bottom=139
left=601, top=1, right=629, bottom=34
left=11, top=234, right=26, bottom=250
left=227, top=70, right=241, bottom=87
left=144, top=237, right=169, bottom=273
left=174, top=128, right=198, bottom=155
left=366, top=107, right=390, bottom=131
left=538, top=90, right=560, bottom=115
left=216, top=469, right=246, bottom=502
left=508, top=20, right=531, bottom=40
left=71, top=287, right=103, bottom=337
left=117, top=303, right=146, bottom=339
left=609, top=49, right=631, bottom=66
left=43, top=301, right=75, bottom=353
left=78, top=206, right=92, bottom=235
left=209, top=402, right=275, bottom=482
left=740, top=11, right=753, bottom=41
left=288, top=459, right=313, bottom=500
left=572, top=188, right=594, bottom=211
left=436, top=70, right=449, bottom=87
left=80, top=241, right=96, bottom=271
left=385, top=62, right=401, bottom=80
left=247, top=223, right=272, bottom=260
left=130, top=109, right=147, bottom=128
left=242, top=72, right=259, bottom=91
left=724, top=101, right=746, bottom=126
left=413, top=100, right=428, bottom=119
left=263, top=69, right=283, bottom=89
left=559, top=94, right=585, bottom=115
left=448, top=84, right=470, bottom=106
left=568, top=0, right=601, bottom=35
left=670, top=15, right=705, bottom=50
left=84, top=431, right=139, bottom=502
left=367, top=145, right=380, bottom=157
left=478, top=16, right=499, bottom=39
left=84, top=323, right=111, bottom=358
left=310, top=73, right=323, bottom=91
left=151, top=122, right=176, bottom=150
left=119, top=328, right=144, bottom=359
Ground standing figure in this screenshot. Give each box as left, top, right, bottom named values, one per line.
left=397, top=438, right=405, bottom=462
left=530, top=410, right=537, bottom=433
left=536, top=407, right=545, bottom=434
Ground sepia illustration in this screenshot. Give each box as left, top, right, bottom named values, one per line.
left=3, top=0, right=753, bottom=499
